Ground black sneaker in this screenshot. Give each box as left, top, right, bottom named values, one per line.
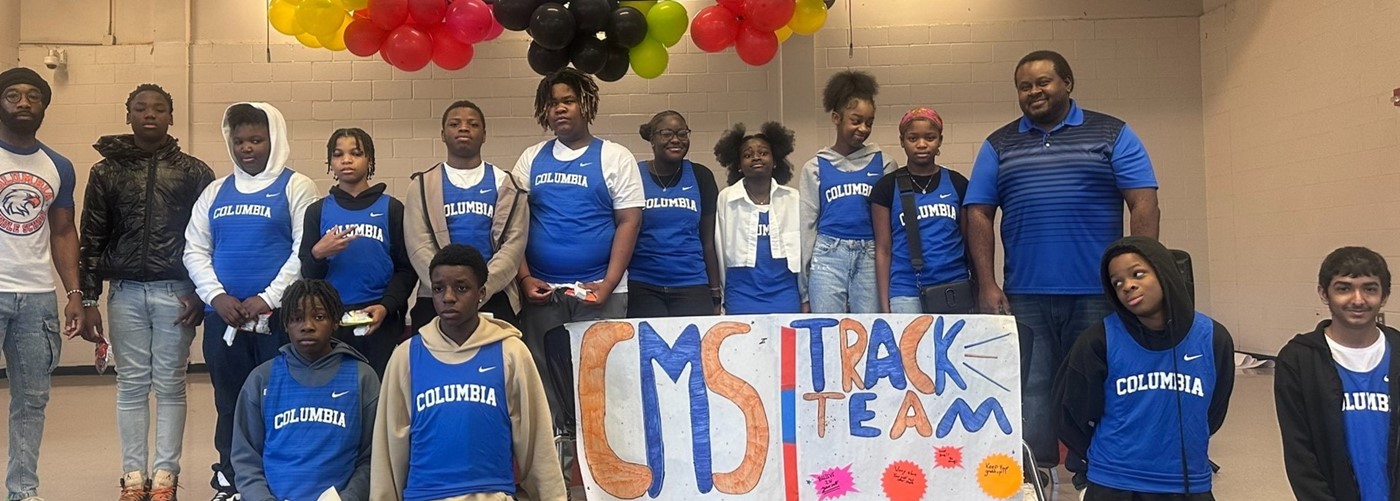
left=208, top=464, right=237, bottom=501
left=209, top=493, right=239, bottom=501
left=1071, top=471, right=1087, bottom=491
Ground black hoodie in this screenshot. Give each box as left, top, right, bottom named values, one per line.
left=297, top=183, right=417, bottom=316
left=1275, top=320, right=1400, bottom=501
left=1053, top=237, right=1236, bottom=476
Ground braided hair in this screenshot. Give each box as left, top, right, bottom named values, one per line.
left=325, top=127, right=376, bottom=178
left=714, top=121, right=796, bottom=186
left=280, top=279, right=345, bottom=332
left=533, top=68, right=599, bottom=130
left=125, top=83, right=173, bottom=112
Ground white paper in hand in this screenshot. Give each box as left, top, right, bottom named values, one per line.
left=315, top=486, right=342, bottom=501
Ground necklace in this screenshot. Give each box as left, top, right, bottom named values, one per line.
left=650, top=162, right=682, bottom=190
left=910, top=174, right=935, bottom=193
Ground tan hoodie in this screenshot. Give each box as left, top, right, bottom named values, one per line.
left=371, top=315, right=565, bottom=501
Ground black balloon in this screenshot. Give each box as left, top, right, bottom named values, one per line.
left=825, top=0, right=836, bottom=7
left=595, top=44, right=629, bottom=82
left=527, top=41, right=571, bottom=75
left=606, top=6, right=647, bottom=48
left=568, top=0, right=611, bottom=33
left=494, top=0, right=538, bottom=31
left=569, top=36, right=609, bottom=74
left=528, top=3, right=576, bottom=51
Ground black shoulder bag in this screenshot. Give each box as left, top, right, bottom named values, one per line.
left=896, top=171, right=975, bottom=314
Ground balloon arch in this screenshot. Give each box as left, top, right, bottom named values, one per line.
left=267, top=0, right=834, bottom=79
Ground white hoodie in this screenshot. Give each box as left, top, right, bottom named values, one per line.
left=182, top=102, right=320, bottom=308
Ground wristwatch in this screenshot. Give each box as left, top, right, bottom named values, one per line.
left=82, top=299, right=99, bottom=308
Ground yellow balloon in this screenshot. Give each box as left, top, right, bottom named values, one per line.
left=317, top=14, right=351, bottom=51
left=620, top=1, right=658, bottom=15
left=776, top=25, right=793, bottom=43
left=338, top=0, right=369, bottom=10
left=296, top=31, right=324, bottom=48
left=296, top=0, right=344, bottom=37
left=268, top=0, right=304, bottom=36
left=788, top=0, right=828, bottom=36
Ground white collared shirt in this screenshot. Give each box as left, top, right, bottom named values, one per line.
left=715, top=181, right=805, bottom=297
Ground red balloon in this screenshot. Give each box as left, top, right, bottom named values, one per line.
left=408, top=0, right=448, bottom=25
left=483, top=8, right=505, bottom=41
left=444, top=0, right=493, bottom=44
left=369, top=0, right=409, bottom=30
left=744, top=0, right=795, bottom=32
left=382, top=25, right=433, bottom=71
left=353, top=9, right=371, bottom=20
left=718, top=0, right=747, bottom=17
left=344, top=19, right=388, bottom=56
left=690, top=5, right=741, bottom=53
left=430, top=25, right=475, bottom=70
left=735, top=24, right=778, bottom=65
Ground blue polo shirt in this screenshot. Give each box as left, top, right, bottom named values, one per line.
left=964, top=101, right=1156, bottom=295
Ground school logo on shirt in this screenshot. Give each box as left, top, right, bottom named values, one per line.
left=1342, top=391, right=1389, bottom=412
left=898, top=203, right=959, bottom=226
left=1115, top=371, right=1205, bottom=397
left=273, top=407, right=348, bottom=429
left=535, top=172, right=590, bottom=188
left=444, top=201, right=495, bottom=218
left=416, top=382, right=499, bottom=412
left=644, top=197, right=698, bottom=212
left=823, top=182, right=872, bottom=203
left=0, top=171, right=53, bottom=236
left=211, top=204, right=273, bottom=219
left=326, top=223, right=385, bottom=243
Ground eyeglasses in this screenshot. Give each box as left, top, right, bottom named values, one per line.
left=655, top=128, right=691, bottom=141
left=3, top=90, right=44, bottom=104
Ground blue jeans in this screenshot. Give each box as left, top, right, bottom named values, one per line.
left=889, top=296, right=922, bottom=313
left=0, top=292, right=60, bottom=500
left=1010, top=293, right=1112, bottom=470
left=109, top=280, right=197, bottom=476
left=808, top=234, right=878, bottom=313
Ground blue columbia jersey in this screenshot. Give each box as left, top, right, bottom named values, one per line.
left=889, top=169, right=968, bottom=297
left=262, top=355, right=360, bottom=501
left=1088, top=312, right=1216, bottom=493
left=724, top=211, right=800, bottom=314
left=320, top=195, right=392, bottom=305
left=526, top=139, right=613, bottom=283
left=405, top=337, right=513, bottom=500
left=1337, top=342, right=1391, bottom=501
left=816, top=152, right=883, bottom=240
left=443, top=165, right=497, bottom=263
left=965, top=103, right=1156, bottom=294
left=209, top=169, right=294, bottom=305
left=630, top=160, right=706, bottom=286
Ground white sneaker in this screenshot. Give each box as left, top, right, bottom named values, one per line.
left=1019, top=482, right=1039, bottom=501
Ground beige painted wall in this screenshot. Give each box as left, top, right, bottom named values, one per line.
left=1200, top=0, right=1400, bottom=354
left=13, top=0, right=1208, bottom=366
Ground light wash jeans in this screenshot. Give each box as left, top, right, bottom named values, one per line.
left=889, top=296, right=923, bottom=313
left=0, top=292, right=60, bottom=500
left=108, top=280, right=197, bottom=477
left=808, top=234, right=878, bottom=313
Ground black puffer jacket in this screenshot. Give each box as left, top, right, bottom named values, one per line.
left=79, top=134, right=214, bottom=300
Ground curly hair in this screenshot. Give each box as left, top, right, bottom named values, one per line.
left=280, top=279, right=345, bottom=333
left=638, top=110, right=685, bottom=141
left=224, top=103, right=268, bottom=131
left=431, top=243, right=490, bottom=287
left=534, top=68, right=599, bottom=130
left=821, top=70, right=879, bottom=113
left=125, top=83, right=173, bottom=113
left=715, top=121, right=795, bottom=186
left=325, top=127, right=376, bottom=178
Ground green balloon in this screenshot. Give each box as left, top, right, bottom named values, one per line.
left=645, top=0, right=688, bottom=48
left=629, top=36, right=668, bottom=79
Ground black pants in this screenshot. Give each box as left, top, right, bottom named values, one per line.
left=334, top=302, right=405, bottom=378
left=202, top=312, right=288, bottom=492
left=409, top=291, right=517, bottom=333
left=626, top=280, right=713, bottom=318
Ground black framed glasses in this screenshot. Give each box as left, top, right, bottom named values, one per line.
left=656, top=128, right=691, bottom=141
left=3, top=90, right=44, bottom=104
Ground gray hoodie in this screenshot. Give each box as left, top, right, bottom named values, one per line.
left=232, top=339, right=380, bottom=501
left=798, top=144, right=899, bottom=271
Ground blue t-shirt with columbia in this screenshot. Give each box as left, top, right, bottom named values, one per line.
left=964, top=100, right=1156, bottom=295
left=525, top=138, right=613, bottom=284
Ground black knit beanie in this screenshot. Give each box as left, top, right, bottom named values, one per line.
left=0, top=67, right=51, bottom=106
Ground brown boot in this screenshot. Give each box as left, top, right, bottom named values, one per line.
left=118, top=471, right=148, bottom=501
left=148, top=470, right=179, bottom=501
